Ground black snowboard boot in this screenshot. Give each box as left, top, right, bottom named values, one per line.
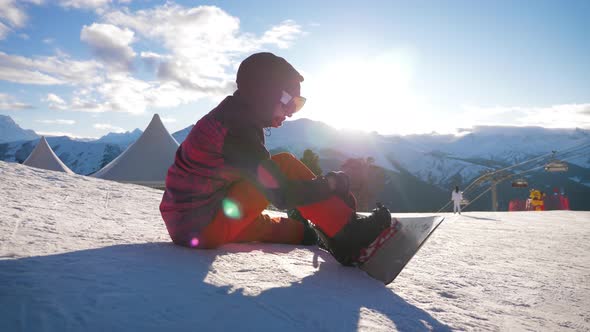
left=323, top=203, right=392, bottom=266
left=287, top=209, right=319, bottom=246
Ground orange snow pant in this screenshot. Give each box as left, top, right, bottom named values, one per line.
left=198, top=153, right=353, bottom=249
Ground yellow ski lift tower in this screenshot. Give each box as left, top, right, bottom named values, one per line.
left=472, top=169, right=512, bottom=211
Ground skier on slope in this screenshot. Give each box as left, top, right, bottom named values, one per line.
left=160, top=52, right=392, bottom=266
left=451, top=186, right=463, bottom=214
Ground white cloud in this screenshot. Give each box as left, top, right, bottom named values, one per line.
left=0, top=22, right=9, bottom=39
left=44, top=93, right=68, bottom=110
left=0, top=51, right=103, bottom=85
left=0, top=66, right=63, bottom=85
left=0, top=92, right=33, bottom=110
left=81, top=23, right=136, bottom=71
left=37, top=119, right=76, bottom=125
left=461, top=103, right=590, bottom=129
left=103, top=4, right=303, bottom=96
left=37, top=4, right=303, bottom=115
left=58, top=0, right=132, bottom=14
left=0, top=0, right=44, bottom=39
left=139, top=51, right=170, bottom=72
left=69, top=94, right=108, bottom=113
left=59, top=0, right=111, bottom=10
left=95, top=73, right=150, bottom=113
left=44, top=92, right=110, bottom=113
left=45, top=93, right=65, bottom=104
left=139, top=51, right=167, bottom=60
left=44, top=90, right=110, bottom=113
left=260, top=20, right=303, bottom=49
left=42, top=38, right=54, bottom=44
left=160, top=117, right=176, bottom=123
left=93, top=123, right=125, bottom=132
left=1, top=4, right=303, bottom=115
left=0, top=0, right=28, bottom=28
left=87, top=73, right=207, bottom=113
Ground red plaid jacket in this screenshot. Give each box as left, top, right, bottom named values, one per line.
left=160, top=95, right=333, bottom=246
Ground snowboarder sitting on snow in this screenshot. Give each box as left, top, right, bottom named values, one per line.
left=160, top=52, right=392, bottom=266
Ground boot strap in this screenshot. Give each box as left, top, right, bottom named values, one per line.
left=358, top=218, right=401, bottom=264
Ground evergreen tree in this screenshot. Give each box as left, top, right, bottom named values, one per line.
left=300, top=149, right=322, bottom=176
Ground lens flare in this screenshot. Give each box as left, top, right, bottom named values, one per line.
left=190, top=237, right=199, bottom=247
left=257, top=165, right=279, bottom=188
left=222, top=198, right=242, bottom=219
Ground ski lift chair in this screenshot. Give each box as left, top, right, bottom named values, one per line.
left=545, top=150, right=568, bottom=172
left=544, top=160, right=568, bottom=172
left=511, top=178, right=528, bottom=187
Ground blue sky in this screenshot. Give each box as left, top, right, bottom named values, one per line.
left=0, top=0, right=588, bottom=138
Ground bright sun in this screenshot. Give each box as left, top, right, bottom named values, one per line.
left=301, top=54, right=431, bottom=135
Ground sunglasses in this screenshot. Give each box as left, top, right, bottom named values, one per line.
left=280, top=90, right=306, bottom=114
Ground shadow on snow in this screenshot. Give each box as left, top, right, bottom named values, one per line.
left=0, top=243, right=451, bottom=332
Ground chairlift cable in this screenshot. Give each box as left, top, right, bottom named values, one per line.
left=461, top=186, right=492, bottom=212
left=461, top=141, right=590, bottom=196
left=447, top=151, right=587, bottom=212
left=436, top=141, right=590, bottom=213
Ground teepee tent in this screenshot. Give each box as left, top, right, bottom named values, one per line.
left=23, top=136, right=74, bottom=174
left=92, top=114, right=179, bottom=188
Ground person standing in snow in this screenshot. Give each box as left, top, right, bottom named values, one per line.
left=451, top=186, right=463, bottom=214
left=160, top=52, right=392, bottom=266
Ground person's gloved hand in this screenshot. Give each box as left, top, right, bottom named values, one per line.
left=325, top=171, right=357, bottom=210
left=326, top=171, right=349, bottom=195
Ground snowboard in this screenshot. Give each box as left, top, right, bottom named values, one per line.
left=358, top=216, right=445, bottom=285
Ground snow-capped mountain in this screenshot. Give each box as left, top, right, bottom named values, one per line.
left=96, top=128, right=143, bottom=148
left=262, top=120, right=590, bottom=188
left=172, top=125, right=193, bottom=143
left=165, top=119, right=590, bottom=210
left=394, top=126, right=590, bottom=189
left=0, top=136, right=123, bottom=175
left=0, top=114, right=38, bottom=143
left=1, top=115, right=589, bottom=209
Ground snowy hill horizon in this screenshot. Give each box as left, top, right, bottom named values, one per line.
left=1, top=114, right=589, bottom=210
left=1, top=161, right=589, bottom=331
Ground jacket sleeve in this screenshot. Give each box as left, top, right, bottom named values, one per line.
left=223, top=126, right=333, bottom=209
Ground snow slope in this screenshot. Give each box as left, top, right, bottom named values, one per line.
left=1, top=161, right=589, bottom=331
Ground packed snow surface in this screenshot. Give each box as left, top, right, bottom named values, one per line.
left=1, top=161, right=589, bottom=331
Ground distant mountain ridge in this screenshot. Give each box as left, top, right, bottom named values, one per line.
left=97, top=128, right=143, bottom=148
left=0, top=136, right=122, bottom=175
left=171, top=119, right=590, bottom=210
left=261, top=120, right=590, bottom=210
left=1, top=115, right=589, bottom=210
left=171, top=125, right=193, bottom=143
left=0, top=115, right=38, bottom=143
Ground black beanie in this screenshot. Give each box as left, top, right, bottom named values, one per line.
left=236, top=52, right=304, bottom=107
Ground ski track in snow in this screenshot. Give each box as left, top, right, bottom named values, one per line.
left=0, top=161, right=589, bottom=332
